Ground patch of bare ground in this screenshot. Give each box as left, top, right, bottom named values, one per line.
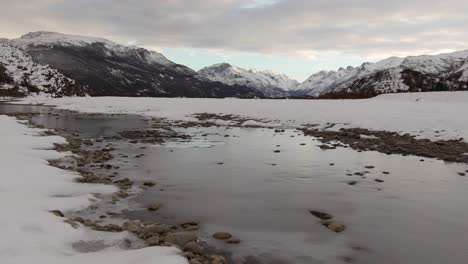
left=302, top=127, right=468, bottom=163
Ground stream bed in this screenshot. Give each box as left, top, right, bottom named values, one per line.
left=1, top=103, right=468, bottom=264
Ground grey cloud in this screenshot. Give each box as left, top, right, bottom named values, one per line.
left=1, top=0, right=468, bottom=58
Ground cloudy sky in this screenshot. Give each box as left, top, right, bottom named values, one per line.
left=2, top=0, right=468, bottom=81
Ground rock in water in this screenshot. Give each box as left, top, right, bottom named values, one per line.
left=164, top=231, right=198, bottom=248
left=147, top=202, right=161, bottom=211
left=309, top=210, right=333, bottom=220
left=213, top=232, right=232, bottom=240
left=184, top=241, right=203, bottom=254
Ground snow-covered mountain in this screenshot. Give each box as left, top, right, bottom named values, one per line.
left=199, top=63, right=299, bottom=97
left=0, top=40, right=83, bottom=96
left=293, top=51, right=468, bottom=98
left=3, top=31, right=263, bottom=98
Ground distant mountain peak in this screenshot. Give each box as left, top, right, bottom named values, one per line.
left=199, top=63, right=299, bottom=97
left=293, top=49, right=468, bottom=97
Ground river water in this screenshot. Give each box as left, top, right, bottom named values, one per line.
left=1, top=103, right=468, bottom=264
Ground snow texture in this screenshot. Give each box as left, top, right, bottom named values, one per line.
left=17, top=91, right=468, bottom=142
left=0, top=115, right=186, bottom=264
left=0, top=41, right=78, bottom=95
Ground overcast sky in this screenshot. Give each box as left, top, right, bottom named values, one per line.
left=2, top=0, right=468, bottom=81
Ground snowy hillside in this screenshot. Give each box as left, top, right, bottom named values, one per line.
left=199, top=63, right=298, bottom=97
left=12, top=31, right=175, bottom=67
left=294, top=50, right=468, bottom=97
left=5, top=31, right=262, bottom=98
left=0, top=40, right=83, bottom=96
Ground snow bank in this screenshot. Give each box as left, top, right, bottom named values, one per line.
left=0, top=115, right=186, bottom=264
left=17, top=91, right=468, bottom=141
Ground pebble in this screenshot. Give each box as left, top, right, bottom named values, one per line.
left=347, top=180, right=358, bottom=186
left=309, top=210, right=333, bottom=220
left=147, top=202, right=161, bottom=211
left=213, top=232, right=232, bottom=240
left=374, top=179, right=384, bottom=183
left=49, top=210, right=64, bottom=217
left=321, top=221, right=346, bottom=233
left=146, top=235, right=160, bottom=246
left=184, top=241, right=203, bottom=254
left=327, top=222, right=346, bottom=233
left=143, top=181, right=156, bottom=187
left=226, top=238, right=241, bottom=244
left=164, top=231, right=198, bottom=248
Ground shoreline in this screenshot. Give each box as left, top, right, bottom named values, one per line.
left=4, top=109, right=232, bottom=264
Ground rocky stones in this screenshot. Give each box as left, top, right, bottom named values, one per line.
left=210, top=255, right=228, bottom=264
left=122, top=221, right=140, bottom=233
left=273, top=150, right=281, bottom=153
left=458, top=172, right=466, bottom=176
left=382, top=171, right=390, bottom=175
left=226, top=238, right=241, bottom=244
left=139, top=224, right=170, bottom=238
left=164, top=231, right=198, bottom=248
left=347, top=180, right=358, bottom=186
left=319, top=144, right=336, bottom=150
left=374, top=179, right=384, bottom=183
left=309, top=210, right=333, bottom=220
left=302, top=127, right=468, bottom=163
left=323, top=222, right=346, bottom=233
left=184, top=241, right=203, bottom=254
left=310, top=210, right=346, bottom=233
left=213, top=232, right=232, bottom=240
left=146, top=235, right=161, bottom=246
left=143, top=181, right=156, bottom=187
left=93, top=223, right=122, bottom=232
left=147, top=202, right=161, bottom=211
left=63, top=219, right=79, bottom=229
left=49, top=210, right=64, bottom=217
left=365, top=165, right=375, bottom=169
left=114, top=177, right=133, bottom=189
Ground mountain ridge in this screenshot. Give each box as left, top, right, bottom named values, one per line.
left=1, top=31, right=263, bottom=98
left=198, top=62, right=298, bottom=97
left=2, top=31, right=468, bottom=98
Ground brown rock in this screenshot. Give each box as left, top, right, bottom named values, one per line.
left=146, top=235, right=160, bottom=246
left=140, top=224, right=170, bottom=238
left=309, top=210, right=333, bottom=220
left=212, top=232, right=232, bottom=240
left=147, top=202, right=161, bottom=211
left=320, top=219, right=345, bottom=232
left=226, top=238, right=241, bottom=244
left=164, top=231, right=197, bottom=248
left=184, top=241, right=203, bottom=254
left=49, top=210, right=64, bottom=217
left=122, top=221, right=140, bottom=233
